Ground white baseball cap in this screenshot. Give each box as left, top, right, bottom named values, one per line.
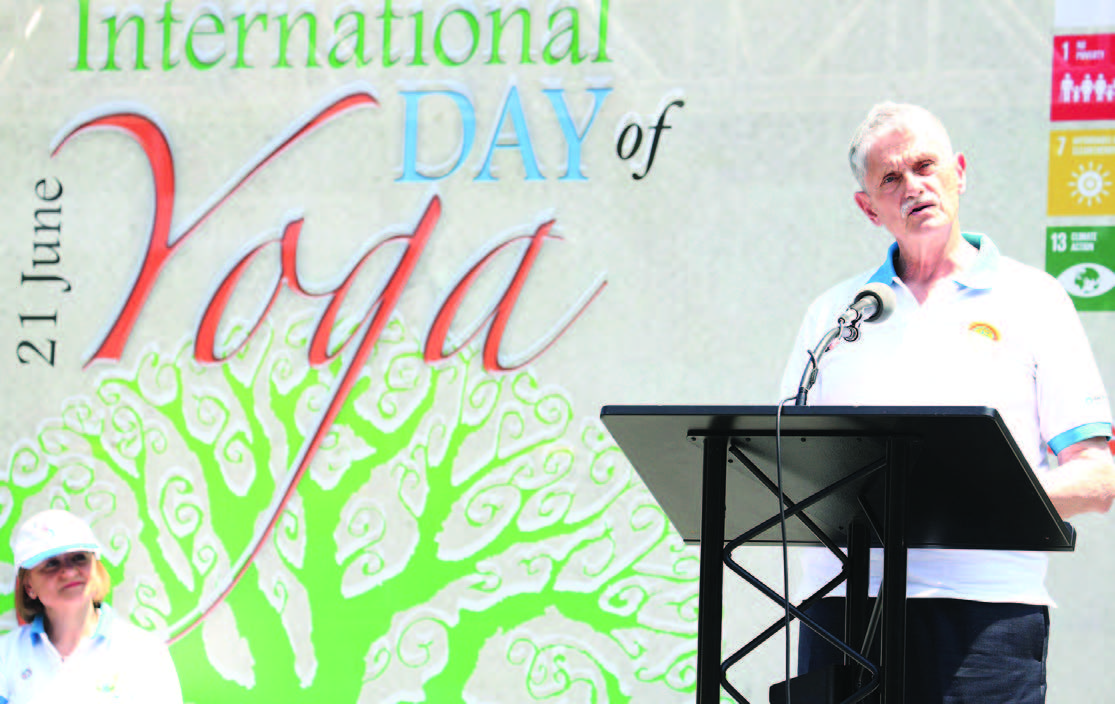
left=13, top=509, right=103, bottom=570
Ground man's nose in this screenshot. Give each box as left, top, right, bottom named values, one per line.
left=903, top=170, right=925, bottom=196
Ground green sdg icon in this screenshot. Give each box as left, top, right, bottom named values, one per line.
left=1058, top=263, right=1115, bottom=297
left=1046, top=226, right=1115, bottom=311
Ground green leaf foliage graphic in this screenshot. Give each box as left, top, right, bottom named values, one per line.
left=1, top=313, right=699, bottom=703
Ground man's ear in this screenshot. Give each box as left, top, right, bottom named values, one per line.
left=956, top=152, right=967, bottom=194
left=854, top=191, right=880, bottom=225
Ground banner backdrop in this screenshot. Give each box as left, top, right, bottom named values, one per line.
left=3, top=2, right=1115, bottom=702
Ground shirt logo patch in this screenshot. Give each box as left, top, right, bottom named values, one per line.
left=21, top=668, right=32, bottom=680
left=968, top=322, right=999, bottom=341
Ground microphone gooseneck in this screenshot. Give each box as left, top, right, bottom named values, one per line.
left=795, top=283, right=895, bottom=405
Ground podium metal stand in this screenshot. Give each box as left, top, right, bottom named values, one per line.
left=600, top=405, right=1075, bottom=703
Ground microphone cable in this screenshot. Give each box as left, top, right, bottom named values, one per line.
left=775, top=394, right=796, bottom=703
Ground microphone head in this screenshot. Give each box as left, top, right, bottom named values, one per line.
left=854, top=282, right=896, bottom=323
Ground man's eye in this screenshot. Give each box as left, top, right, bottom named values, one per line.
left=43, top=560, right=61, bottom=571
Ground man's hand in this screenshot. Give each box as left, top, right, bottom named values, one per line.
left=1043, top=437, right=1115, bottom=519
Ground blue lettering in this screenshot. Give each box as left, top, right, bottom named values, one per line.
left=544, top=87, right=610, bottom=181
left=397, top=90, right=476, bottom=182
left=476, top=85, right=543, bottom=182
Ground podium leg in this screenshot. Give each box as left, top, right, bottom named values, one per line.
left=880, top=438, right=911, bottom=703
left=697, top=435, right=727, bottom=703
left=845, top=518, right=869, bottom=665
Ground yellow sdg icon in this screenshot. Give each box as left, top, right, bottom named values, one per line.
left=1049, top=130, right=1115, bottom=216
left=1069, top=163, right=1111, bottom=207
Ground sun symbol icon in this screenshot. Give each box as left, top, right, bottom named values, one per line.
left=1068, top=163, right=1111, bottom=207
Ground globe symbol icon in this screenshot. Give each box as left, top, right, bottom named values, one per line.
left=1059, top=262, right=1115, bottom=298
left=1075, top=266, right=1102, bottom=295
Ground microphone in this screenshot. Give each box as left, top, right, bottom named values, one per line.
left=795, top=282, right=895, bottom=404
left=838, top=282, right=897, bottom=328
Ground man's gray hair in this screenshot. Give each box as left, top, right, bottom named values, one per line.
left=848, top=103, right=954, bottom=190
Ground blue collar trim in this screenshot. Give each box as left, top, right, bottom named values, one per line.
left=866, top=244, right=900, bottom=285
left=30, top=615, right=46, bottom=641
left=866, top=232, right=999, bottom=290
left=92, top=604, right=113, bottom=640
left=955, top=232, right=999, bottom=289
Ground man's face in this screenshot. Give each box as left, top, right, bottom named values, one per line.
left=853, top=123, right=966, bottom=245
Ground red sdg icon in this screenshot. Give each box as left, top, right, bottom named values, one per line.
left=1052, top=34, right=1115, bottom=122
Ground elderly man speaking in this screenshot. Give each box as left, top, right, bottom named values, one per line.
left=779, top=103, right=1115, bottom=703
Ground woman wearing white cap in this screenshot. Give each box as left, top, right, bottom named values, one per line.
left=0, top=509, right=183, bottom=703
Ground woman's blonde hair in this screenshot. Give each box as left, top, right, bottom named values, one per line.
left=14, top=558, right=112, bottom=624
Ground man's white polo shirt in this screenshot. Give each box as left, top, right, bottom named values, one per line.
left=0, top=604, right=183, bottom=703
left=780, top=233, right=1112, bottom=605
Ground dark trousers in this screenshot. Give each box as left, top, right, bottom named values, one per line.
left=798, top=598, right=1049, bottom=704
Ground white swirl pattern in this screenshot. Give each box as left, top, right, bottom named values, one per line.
left=1, top=311, right=699, bottom=703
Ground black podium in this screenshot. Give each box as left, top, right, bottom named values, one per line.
left=599, top=405, right=1075, bottom=703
